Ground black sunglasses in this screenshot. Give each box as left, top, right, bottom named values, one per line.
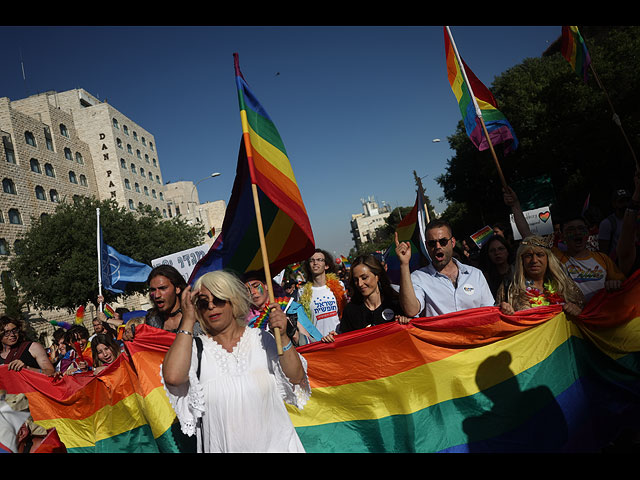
left=195, top=296, right=227, bottom=310
left=427, top=237, right=451, bottom=249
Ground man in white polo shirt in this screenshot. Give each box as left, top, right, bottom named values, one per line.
left=395, top=219, right=494, bottom=317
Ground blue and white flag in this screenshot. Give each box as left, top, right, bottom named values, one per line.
left=99, top=227, right=152, bottom=294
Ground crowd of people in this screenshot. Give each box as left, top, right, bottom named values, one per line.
left=1, top=169, right=639, bottom=452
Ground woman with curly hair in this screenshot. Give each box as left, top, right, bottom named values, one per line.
left=496, top=236, right=585, bottom=316
left=0, top=316, right=55, bottom=375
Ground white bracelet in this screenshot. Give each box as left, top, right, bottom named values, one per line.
left=177, top=330, right=193, bottom=336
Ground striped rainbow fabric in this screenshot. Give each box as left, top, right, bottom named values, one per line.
left=444, top=26, right=518, bottom=155
left=2, top=275, right=638, bottom=453
left=189, top=54, right=314, bottom=282
left=561, top=26, right=592, bottom=83
left=288, top=271, right=640, bottom=452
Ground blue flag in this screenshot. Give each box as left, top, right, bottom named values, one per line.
left=99, top=228, right=152, bottom=294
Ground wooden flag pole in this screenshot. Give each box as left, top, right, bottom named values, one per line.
left=478, top=116, right=509, bottom=190
left=250, top=184, right=283, bottom=355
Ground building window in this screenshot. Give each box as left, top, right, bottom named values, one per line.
left=2, top=178, right=16, bottom=194
left=120, top=158, right=127, bottom=169
left=25, top=131, right=36, bottom=147
left=44, top=163, right=55, bottom=177
left=79, top=174, right=88, bottom=187
left=123, top=125, right=129, bottom=136
left=152, top=158, right=157, bottom=167
left=124, top=179, right=131, bottom=190
left=144, top=186, right=149, bottom=196
left=49, top=189, right=59, bottom=203
left=64, top=148, right=73, bottom=161
left=44, top=126, right=54, bottom=151
left=152, top=189, right=157, bottom=199
left=117, top=138, right=123, bottom=149
left=136, top=149, right=141, bottom=159
left=159, top=192, right=164, bottom=201
left=150, top=142, right=154, bottom=151
left=130, top=164, right=136, bottom=174
left=59, top=124, right=69, bottom=138
left=127, top=144, right=132, bottom=154
left=112, top=118, right=119, bottom=129
left=140, top=167, right=145, bottom=177
left=133, top=131, right=138, bottom=141
left=141, top=136, right=146, bottom=145
left=35, top=186, right=46, bottom=200
left=128, top=199, right=135, bottom=210
left=145, top=154, right=149, bottom=163
left=156, top=175, right=160, bottom=184
left=75, top=152, right=84, bottom=165
left=2, top=135, right=16, bottom=164
left=0, top=239, right=8, bottom=255
left=8, top=209, right=22, bottom=224
left=135, top=182, right=140, bottom=193
left=162, top=209, right=167, bottom=218
left=30, top=158, right=41, bottom=173
left=69, top=171, right=78, bottom=184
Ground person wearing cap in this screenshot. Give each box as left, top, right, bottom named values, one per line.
left=599, top=188, right=632, bottom=260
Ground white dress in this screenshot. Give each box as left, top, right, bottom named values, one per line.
left=162, top=327, right=310, bottom=453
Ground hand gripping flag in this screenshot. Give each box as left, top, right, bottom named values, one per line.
left=444, top=26, right=518, bottom=155
left=189, top=54, right=315, bottom=283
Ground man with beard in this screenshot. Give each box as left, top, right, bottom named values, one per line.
left=395, top=219, right=494, bottom=318
left=146, top=265, right=203, bottom=335
left=553, top=216, right=626, bottom=302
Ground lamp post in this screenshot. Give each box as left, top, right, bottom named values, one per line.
left=190, top=172, right=221, bottom=223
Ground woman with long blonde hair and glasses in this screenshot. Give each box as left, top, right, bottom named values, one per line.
left=497, top=236, right=585, bottom=316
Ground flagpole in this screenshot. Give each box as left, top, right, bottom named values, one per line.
left=445, top=26, right=509, bottom=190
left=96, top=208, right=103, bottom=311
left=589, top=63, right=639, bottom=170
left=235, top=54, right=283, bottom=355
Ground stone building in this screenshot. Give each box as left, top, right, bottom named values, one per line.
left=0, top=88, right=177, bottom=344
left=350, top=196, right=392, bottom=250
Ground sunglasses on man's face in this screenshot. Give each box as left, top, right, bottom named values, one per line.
left=427, top=237, right=451, bottom=249
left=195, top=296, right=227, bottom=310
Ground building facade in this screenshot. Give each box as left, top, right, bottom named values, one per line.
left=350, top=196, right=392, bottom=249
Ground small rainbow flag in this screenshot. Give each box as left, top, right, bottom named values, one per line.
left=74, top=306, right=85, bottom=325
left=470, top=225, right=494, bottom=248
left=561, top=26, right=591, bottom=83
left=444, top=26, right=518, bottom=155
left=103, top=304, right=116, bottom=319
left=340, top=255, right=351, bottom=269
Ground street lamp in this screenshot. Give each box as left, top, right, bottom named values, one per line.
left=190, top=172, right=221, bottom=220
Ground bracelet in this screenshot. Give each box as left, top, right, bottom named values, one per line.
left=177, top=330, right=193, bottom=336
left=282, top=340, right=293, bottom=352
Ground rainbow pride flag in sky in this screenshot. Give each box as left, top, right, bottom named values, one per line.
left=444, top=26, right=518, bottom=155
left=3, top=274, right=639, bottom=453
left=189, top=54, right=314, bottom=282
left=383, top=187, right=429, bottom=285
left=561, top=26, right=592, bottom=83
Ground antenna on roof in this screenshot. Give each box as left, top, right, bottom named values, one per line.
left=19, top=48, right=28, bottom=97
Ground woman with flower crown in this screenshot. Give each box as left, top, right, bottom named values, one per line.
left=496, top=235, right=585, bottom=315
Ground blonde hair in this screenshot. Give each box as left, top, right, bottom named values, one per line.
left=509, top=235, right=580, bottom=304
left=193, top=270, right=251, bottom=328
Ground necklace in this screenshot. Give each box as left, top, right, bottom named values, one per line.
left=525, top=279, right=563, bottom=307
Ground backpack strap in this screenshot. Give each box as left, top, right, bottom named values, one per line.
left=194, top=336, right=203, bottom=380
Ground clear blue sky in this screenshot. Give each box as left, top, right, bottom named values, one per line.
left=0, top=25, right=561, bottom=257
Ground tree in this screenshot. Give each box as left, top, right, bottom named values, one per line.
left=8, top=196, right=203, bottom=312
left=349, top=205, right=414, bottom=258
left=437, top=26, right=640, bottom=237
left=1, top=271, right=27, bottom=318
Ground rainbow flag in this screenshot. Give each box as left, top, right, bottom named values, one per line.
left=561, top=26, right=592, bottom=83
left=103, top=304, right=115, bottom=319
left=288, top=271, right=640, bottom=452
left=74, top=306, right=85, bottom=325
left=383, top=187, right=429, bottom=285
left=444, top=26, right=518, bottom=155
left=189, top=54, right=315, bottom=282
left=0, top=325, right=191, bottom=453
left=340, top=255, right=351, bottom=269
left=470, top=225, right=494, bottom=248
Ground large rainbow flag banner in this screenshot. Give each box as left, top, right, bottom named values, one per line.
left=561, top=26, right=592, bottom=83
left=444, top=26, right=519, bottom=155
left=1, top=274, right=639, bottom=453
left=189, top=54, right=314, bottom=282
left=383, top=187, right=429, bottom=285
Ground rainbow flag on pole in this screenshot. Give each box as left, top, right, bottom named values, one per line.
left=383, top=188, right=429, bottom=285
left=444, top=26, right=518, bottom=155
left=561, top=26, right=592, bottom=82
left=189, top=54, right=315, bottom=282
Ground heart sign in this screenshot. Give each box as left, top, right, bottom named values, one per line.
left=539, top=211, right=551, bottom=223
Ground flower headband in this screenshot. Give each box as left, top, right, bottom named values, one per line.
left=520, top=236, right=553, bottom=250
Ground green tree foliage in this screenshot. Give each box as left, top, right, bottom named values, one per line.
left=437, top=26, right=640, bottom=237
left=8, top=196, right=203, bottom=311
